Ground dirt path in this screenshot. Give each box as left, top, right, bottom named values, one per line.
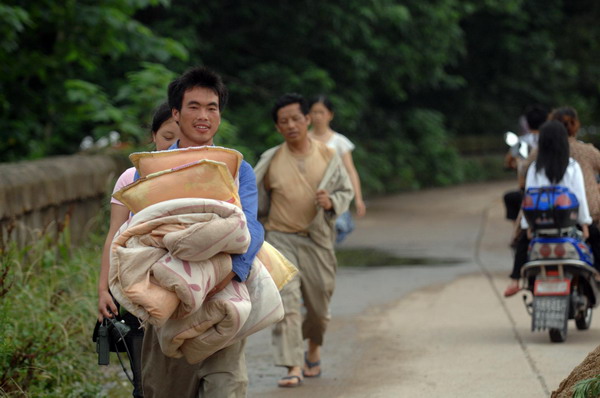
left=246, top=180, right=600, bottom=397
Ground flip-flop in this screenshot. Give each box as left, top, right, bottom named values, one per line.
left=303, top=352, right=322, bottom=378
left=278, top=375, right=303, bottom=388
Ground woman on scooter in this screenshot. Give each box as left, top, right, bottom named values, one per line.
left=504, top=120, right=592, bottom=297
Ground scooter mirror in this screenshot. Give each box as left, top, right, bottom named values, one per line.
left=504, top=131, right=519, bottom=147
left=518, top=141, right=529, bottom=158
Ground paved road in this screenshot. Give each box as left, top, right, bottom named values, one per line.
left=245, top=180, right=600, bottom=397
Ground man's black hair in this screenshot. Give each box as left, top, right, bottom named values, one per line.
left=524, top=104, right=549, bottom=131
left=271, top=93, right=309, bottom=123
left=168, top=66, right=228, bottom=112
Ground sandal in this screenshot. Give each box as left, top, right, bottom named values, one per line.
left=504, top=281, right=520, bottom=297
left=303, top=352, right=322, bottom=378
left=278, top=375, right=303, bottom=388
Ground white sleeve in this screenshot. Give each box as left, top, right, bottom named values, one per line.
left=571, top=162, right=592, bottom=225
left=333, top=133, right=355, bottom=154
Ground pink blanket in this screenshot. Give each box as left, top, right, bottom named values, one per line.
left=109, top=198, right=283, bottom=363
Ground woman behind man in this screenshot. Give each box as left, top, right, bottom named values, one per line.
left=97, top=102, right=180, bottom=397
left=308, top=95, right=365, bottom=243
left=504, top=119, right=593, bottom=297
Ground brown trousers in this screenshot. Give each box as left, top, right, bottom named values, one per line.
left=266, top=231, right=337, bottom=368
left=141, top=324, right=247, bottom=398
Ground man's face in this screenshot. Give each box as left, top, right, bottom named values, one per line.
left=172, top=87, right=221, bottom=148
left=275, top=103, right=310, bottom=144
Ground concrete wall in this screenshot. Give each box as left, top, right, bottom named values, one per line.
left=0, top=154, right=127, bottom=249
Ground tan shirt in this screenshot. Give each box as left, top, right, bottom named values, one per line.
left=524, top=137, right=600, bottom=222
left=264, top=140, right=334, bottom=233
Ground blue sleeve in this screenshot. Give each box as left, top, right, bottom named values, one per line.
left=231, top=161, right=264, bottom=282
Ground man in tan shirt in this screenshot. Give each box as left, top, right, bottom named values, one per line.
left=254, top=93, right=353, bottom=387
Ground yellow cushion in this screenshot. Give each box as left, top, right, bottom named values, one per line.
left=113, top=160, right=241, bottom=213
left=124, top=273, right=180, bottom=325
left=130, top=146, right=243, bottom=179
left=256, top=242, right=298, bottom=290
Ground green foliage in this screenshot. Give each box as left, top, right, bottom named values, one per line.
left=403, top=109, right=465, bottom=187
left=0, top=0, right=187, bottom=161
left=0, top=227, right=108, bottom=396
left=64, top=62, right=179, bottom=145
left=5, top=0, right=600, bottom=194
left=461, top=155, right=508, bottom=182
left=0, top=4, right=31, bottom=52
left=573, top=375, right=600, bottom=398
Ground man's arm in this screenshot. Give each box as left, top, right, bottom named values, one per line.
left=231, top=160, right=265, bottom=282
left=208, top=161, right=264, bottom=296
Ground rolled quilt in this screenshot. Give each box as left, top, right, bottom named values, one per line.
left=109, top=198, right=250, bottom=325
left=109, top=197, right=283, bottom=364
left=156, top=279, right=252, bottom=363
left=159, top=259, right=283, bottom=364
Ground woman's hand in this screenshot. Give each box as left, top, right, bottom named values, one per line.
left=583, top=224, right=590, bottom=240
left=355, top=199, right=366, bottom=217
left=98, top=290, right=118, bottom=322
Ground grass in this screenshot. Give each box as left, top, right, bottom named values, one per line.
left=0, top=210, right=131, bottom=397
left=573, top=375, right=600, bottom=398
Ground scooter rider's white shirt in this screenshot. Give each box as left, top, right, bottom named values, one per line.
left=521, top=158, right=593, bottom=229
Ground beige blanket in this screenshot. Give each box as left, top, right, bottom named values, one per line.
left=109, top=198, right=283, bottom=363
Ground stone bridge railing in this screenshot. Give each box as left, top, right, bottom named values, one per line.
left=0, top=154, right=129, bottom=249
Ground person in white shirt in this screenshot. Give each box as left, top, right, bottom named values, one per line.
left=308, top=95, right=365, bottom=243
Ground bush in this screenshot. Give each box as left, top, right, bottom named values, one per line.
left=0, top=224, right=111, bottom=397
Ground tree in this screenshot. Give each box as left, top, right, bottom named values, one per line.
left=0, top=0, right=187, bottom=161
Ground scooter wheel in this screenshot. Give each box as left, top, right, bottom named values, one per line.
left=575, top=307, right=593, bottom=330
left=549, top=328, right=567, bottom=343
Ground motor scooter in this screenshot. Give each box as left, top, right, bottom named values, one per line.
left=520, top=187, right=599, bottom=342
